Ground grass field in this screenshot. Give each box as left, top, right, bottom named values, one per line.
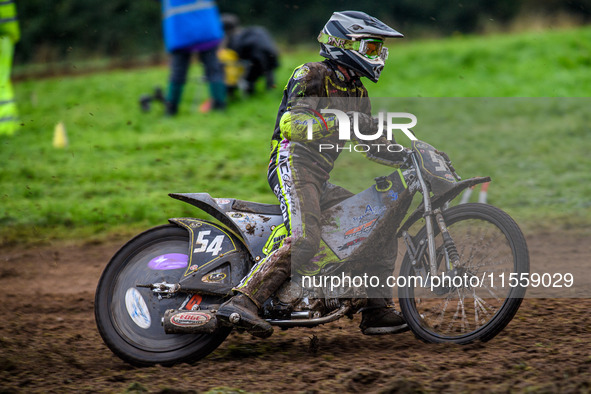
left=2, top=27, right=590, bottom=244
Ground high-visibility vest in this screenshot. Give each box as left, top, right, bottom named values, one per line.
left=162, top=0, right=223, bottom=52
left=0, top=0, right=19, bottom=135
left=0, top=0, right=20, bottom=43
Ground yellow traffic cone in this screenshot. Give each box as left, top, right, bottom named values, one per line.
left=53, top=122, right=68, bottom=148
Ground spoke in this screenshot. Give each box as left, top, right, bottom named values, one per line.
left=432, top=297, right=451, bottom=328
left=456, top=232, right=469, bottom=264
left=473, top=293, right=494, bottom=325
left=411, top=214, right=521, bottom=339
left=478, top=276, right=505, bottom=301
left=459, top=290, right=469, bottom=333
left=473, top=249, right=510, bottom=272
left=449, top=289, right=469, bottom=333
left=469, top=232, right=507, bottom=271
left=450, top=221, right=514, bottom=296
left=462, top=230, right=479, bottom=267
left=449, top=299, right=463, bottom=333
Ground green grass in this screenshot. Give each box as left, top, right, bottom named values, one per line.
left=2, top=27, right=591, bottom=244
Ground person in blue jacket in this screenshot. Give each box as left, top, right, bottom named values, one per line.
left=161, top=0, right=226, bottom=115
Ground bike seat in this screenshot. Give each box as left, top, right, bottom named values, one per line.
left=231, top=199, right=281, bottom=215
left=170, top=193, right=281, bottom=216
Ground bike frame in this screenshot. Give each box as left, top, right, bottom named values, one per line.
left=165, top=141, right=491, bottom=299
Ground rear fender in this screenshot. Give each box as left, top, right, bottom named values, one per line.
left=169, top=193, right=244, bottom=238
left=169, top=193, right=284, bottom=262
left=170, top=218, right=251, bottom=295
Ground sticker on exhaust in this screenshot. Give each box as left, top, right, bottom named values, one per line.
left=170, top=311, right=211, bottom=327
left=147, top=253, right=188, bottom=270
left=125, top=288, right=151, bottom=329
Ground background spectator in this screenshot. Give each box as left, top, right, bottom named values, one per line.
left=222, top=13, right=279, bottom=95
left=162, top=0, right=226, bottom=115
left=0, top=0, right=19, bottom=135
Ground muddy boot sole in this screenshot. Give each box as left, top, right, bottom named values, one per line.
left=362, top=323, right=409, bottom=335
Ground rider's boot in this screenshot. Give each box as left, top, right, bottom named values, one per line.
left=216, top=293, right=272, bottom=338
left=360, top=298, right=409, bottom=335
left=217, top=239, right=292, bottom=338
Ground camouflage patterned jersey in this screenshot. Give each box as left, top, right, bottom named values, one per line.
left=265, top=59, right=406, bottom=268
left=270, top=59, right=405, bottom=175
left=235, top=59, right=406, bottom=299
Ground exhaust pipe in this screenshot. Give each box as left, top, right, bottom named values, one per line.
left=162, top=309, right=219, bottom=334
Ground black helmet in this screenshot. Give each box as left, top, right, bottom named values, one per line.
left=221, top=13, right=240, bottom=34
left=318, top=11, right=403, bottom=82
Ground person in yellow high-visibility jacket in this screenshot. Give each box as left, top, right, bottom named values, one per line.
left=0, top=0, right=19, bottom=136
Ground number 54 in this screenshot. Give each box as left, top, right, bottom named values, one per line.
left=194, top=231, right=224, bottom=256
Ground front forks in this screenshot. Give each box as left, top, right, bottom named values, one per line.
left=409, top=153, right=460, bottom=277
left=410, top=153, right=439, bottom=276
left=434, top=209, right=460, bottom=270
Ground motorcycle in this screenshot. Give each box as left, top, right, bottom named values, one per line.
left=95, top=138, right=529, bottom=366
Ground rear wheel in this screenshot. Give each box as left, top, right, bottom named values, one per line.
left=95, top=225, right=231, bottom=366
left=398, top=203, right=529, bottom=344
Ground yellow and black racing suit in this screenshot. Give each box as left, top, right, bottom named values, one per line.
left=234, top=59, right=407, bottom=305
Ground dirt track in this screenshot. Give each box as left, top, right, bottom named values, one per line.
left=0, top=232, right=590, bottom=393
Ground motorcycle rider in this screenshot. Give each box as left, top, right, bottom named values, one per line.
left=217, top=11, right=409, bottom=338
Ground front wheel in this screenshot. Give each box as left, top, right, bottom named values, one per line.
left=95, top=224, right=231, bottom=366
left=398, top=203, right=529, bottom=344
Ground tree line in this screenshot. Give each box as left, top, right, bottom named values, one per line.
left=14, top=0, right=591, bottom=65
